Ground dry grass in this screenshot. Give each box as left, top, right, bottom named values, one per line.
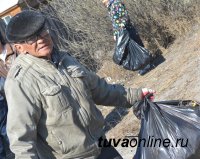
left=21, top=2, right=200, bottom=158
left=101, top=23, right=200, bottom=147
left=24, top=0, right=200, bottom=70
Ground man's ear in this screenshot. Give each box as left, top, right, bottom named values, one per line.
left=13, top=44, right=26, bottom=54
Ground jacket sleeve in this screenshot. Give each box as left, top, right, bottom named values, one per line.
left=4, top=78, right=41, bottom=159
left=86, top=71, right=142, bottom=107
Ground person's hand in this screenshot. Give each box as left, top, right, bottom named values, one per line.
left=141, top=88, right=155, bottom=101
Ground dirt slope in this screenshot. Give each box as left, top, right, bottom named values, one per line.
left=97, top=25, right=200, bottom=159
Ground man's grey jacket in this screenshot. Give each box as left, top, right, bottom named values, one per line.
left=5, top=50, right=142, bottom=159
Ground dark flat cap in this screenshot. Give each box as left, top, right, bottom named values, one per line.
left=6, top=10, right=46, bottom=43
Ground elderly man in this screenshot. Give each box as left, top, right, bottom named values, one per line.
left=5, top=10, right=154, bottom=159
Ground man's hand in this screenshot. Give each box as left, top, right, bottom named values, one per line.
left=141, top=88, right=155, bottom=101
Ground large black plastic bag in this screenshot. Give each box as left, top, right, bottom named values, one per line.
left=113, top=29, right=151, bottom=71
left=133, top=99, right=200, bottom=159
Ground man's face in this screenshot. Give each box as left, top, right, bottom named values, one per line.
left=14, top=28, right=53, bottom=59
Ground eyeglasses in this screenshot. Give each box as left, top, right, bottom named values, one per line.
left=21, top=28, right=50, bottom=45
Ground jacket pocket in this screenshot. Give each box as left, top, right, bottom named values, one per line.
left=51, top=130, right=66, bottom=154
left=41, top=84, right=72, bottom=125
left=42, top=84, right=62, bottom=96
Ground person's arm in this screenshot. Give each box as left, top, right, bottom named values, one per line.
left=5, top=79, right=41, bottom=159
left=109, top=0, right=130, bottom=39
left=85, top=71, right=142, bottom=107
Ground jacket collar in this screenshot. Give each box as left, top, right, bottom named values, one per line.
left=19, top=48, right=67, bottom=69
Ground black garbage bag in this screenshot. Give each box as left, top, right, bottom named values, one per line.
left=113, top=28, right=151, bottom=71
left=133, top=99, right=200, bottom=159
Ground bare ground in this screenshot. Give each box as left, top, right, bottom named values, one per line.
left=97, top=25, right=200, bottom=159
